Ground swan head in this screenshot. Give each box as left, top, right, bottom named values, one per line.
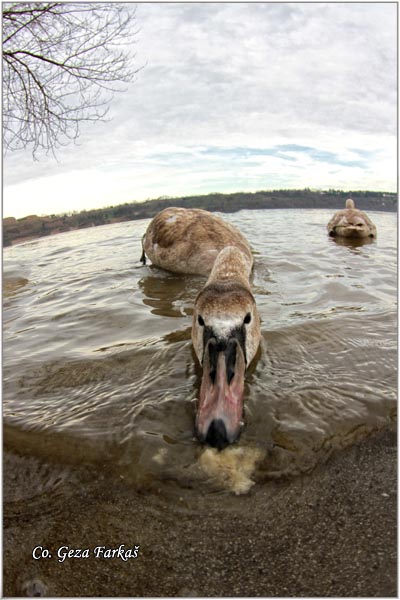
left=328, top=199, right=377, bottom=239
left=192, top=281, right=261, bottom=450
left=328, top=214, right=376, bottom=238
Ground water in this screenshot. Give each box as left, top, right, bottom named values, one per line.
left=3, top=209, right=397, bottom=496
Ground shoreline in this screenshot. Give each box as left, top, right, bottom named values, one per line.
left=3, top=427, right=397, bottom=597
left=4, top=203, right=396, bottom=249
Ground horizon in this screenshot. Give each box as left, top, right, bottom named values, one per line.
left=4, top=187, right=396, bottom=221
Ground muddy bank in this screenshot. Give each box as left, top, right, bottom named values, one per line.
left=3, top=428, right=396, bottom=597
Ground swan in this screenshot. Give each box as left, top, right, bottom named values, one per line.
left=327, top=198, right=377, bottom=238
left=141, top=207, right=261, bottom=449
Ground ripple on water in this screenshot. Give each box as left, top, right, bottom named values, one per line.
left=3, top=210, right=397, bottom=494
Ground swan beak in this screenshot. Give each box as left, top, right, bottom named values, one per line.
left=196, top=337, right=246, bottom=450
left=334, top=225, right=366, bottom=238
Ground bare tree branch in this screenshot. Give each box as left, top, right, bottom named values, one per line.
left=3, top=2, right=140, bottom=157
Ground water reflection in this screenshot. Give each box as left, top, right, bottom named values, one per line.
left=138, top=267, right=202, bottom=318
left=3, top=276, right=29, bottom=298
left=328, top=235, right=375, bottom=249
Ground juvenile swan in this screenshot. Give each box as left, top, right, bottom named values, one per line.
left=327, top=198, right=377, bottom=239
left=141, top=207, right=261, bottom=449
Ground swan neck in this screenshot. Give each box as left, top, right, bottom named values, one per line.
left=206, top=246, right=252, bottom=289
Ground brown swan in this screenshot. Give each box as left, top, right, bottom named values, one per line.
left=327, top=198, right=377, bottom=238
left=141, top=207, right=261, bottom=449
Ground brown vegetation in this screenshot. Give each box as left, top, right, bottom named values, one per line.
left=3, top=189, right=396, bottom=247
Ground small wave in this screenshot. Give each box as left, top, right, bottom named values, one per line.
left=3, top=210, right=397, bottom=492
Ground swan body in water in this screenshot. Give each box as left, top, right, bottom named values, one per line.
left=327, top=198, right=377, bottom=238
left=141, top=207, right=261, bottom=450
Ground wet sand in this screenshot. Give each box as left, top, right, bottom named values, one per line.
left=3, top=427, right=396, bottom=598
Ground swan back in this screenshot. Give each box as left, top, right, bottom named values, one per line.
left=142, top=207, right=252, bottom=276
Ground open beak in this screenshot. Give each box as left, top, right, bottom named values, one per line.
left=195, top=336, right=246, bottom=450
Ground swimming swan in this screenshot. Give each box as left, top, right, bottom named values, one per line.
left=141, top=207, right=261, bottom=449
left=327, top=198, right=377, bottom=239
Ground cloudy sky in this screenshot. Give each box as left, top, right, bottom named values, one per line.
left=3, top=2, right=397, bottom=219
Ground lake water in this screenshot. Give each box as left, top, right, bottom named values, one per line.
left=3, top=209, right=397, bottom=497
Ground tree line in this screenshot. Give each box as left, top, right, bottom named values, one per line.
left=3, top=189, right=397, bottom=247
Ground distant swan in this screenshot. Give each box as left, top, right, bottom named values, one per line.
left=141, top=207, right=261, bottom=450
left=327, top=198, right=377, bottom=238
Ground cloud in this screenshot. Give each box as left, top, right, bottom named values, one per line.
left=3, top=3, right=397, bottom=218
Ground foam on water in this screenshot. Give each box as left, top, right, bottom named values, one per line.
left=199, top=446, right=266, bottom=494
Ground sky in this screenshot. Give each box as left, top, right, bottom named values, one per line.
left=3, top=2, right=397, bottom=219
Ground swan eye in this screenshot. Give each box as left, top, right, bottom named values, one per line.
left=198, top=315, right=205, bottom=326
left=244, top=313, right=251, bottom=324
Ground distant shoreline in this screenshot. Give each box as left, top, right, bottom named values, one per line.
left=3, top=188, right=397, bottom=247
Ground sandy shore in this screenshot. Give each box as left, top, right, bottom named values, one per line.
left=3, top=428, right=396, bottom=597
